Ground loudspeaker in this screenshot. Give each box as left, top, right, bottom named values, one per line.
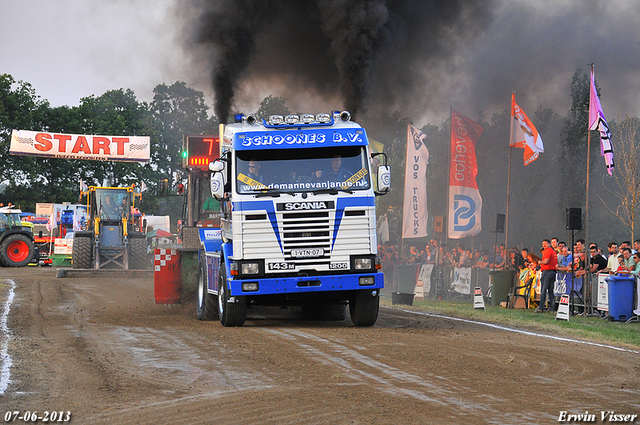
left=566, top=208, right=582, bottom=230
left=495, top=213, right=505, bottom=234
left=433, top=216, right=444, bottom=233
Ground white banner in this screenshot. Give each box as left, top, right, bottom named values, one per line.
left=597, top=273, right=609, bottom=312
left=10, top=129, right=150, bottom=162
left=417, top=263, right=434, bottom=294
left=402, top=124, right=429, bottom=238
left=452, top=267, right=472, bottom=295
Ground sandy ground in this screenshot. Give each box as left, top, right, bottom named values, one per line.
left=1, top=267, right=638, bottom=424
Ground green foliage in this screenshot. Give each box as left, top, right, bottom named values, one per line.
left=560, top=69, right=591, bottom=210
left=253, top=95, right=290, bottom=118
left=1, top=71, right=639, bottom=249
left=151, top=81, right=216, bottom=177
left=605, top=116, right=640, bottom=241
left=0, top=74, right=59, bottom=210
left=76, top=89, right=153, bottom=188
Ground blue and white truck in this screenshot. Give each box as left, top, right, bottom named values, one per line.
left=196, top=111, right=390, bottom=326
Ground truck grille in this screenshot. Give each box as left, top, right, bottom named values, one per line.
left=282, top=211, right=331, bottom=266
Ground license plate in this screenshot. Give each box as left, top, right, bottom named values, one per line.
left=290, top=248, right=324, bottom=258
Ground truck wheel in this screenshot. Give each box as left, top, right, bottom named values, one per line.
left=217, top=261, right=247, bottom=327
left=128, top=237, right=147, bottom=270
left=72, top=236, right=93, bottom=269
left=0, top=234, right=35, bottom=267
left=349, top=290, right=380, bottom=327
left=197, top=260, right=217, bottom=321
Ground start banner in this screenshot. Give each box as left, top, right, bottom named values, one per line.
left=10, top=129, right=150, bottom=162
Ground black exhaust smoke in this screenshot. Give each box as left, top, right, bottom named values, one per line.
left=316, top=0, right=389, bottom=120
left=191, top=0, right=494, bottom=122
left=195, top=0, right=273, bottom=122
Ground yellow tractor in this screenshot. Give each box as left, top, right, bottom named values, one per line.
left=72, top=186, right=147, bottom=269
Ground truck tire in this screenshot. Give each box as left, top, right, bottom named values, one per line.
left=197, top=260, right=217, bottom=321
left=72, top=235, right=93, bottom=269
left=300, top=304, right=347, bottom=321
left=128, top=237, right=147, bottom=270
left=218, top=261, right=247, bottom=327
left=349, top=289, right=380, bottom=327
left=0, top=234, right=35, bottom=267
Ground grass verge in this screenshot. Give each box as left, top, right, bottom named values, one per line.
left=380, top=296, right=640, bottom=350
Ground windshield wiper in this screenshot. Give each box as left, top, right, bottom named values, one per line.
left=338, top=186, right=354, bottom=194
left=312, top=188, right=339, bottom=195
left=254, top=189, right=282, bottom=198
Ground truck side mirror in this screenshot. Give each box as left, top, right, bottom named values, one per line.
left=209, top=160, right=227, bottom=185
left=210, top=173, right=225, bottom=200
left=209, top=160, right=224, bottom=172
left=376, top=165, right=390, bottom=195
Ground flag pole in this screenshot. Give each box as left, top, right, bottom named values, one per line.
left=401, top=126, right=406, bottom=263
left=583, top=64, right=594, bottom=315
left=505, top=90, right=514, bottom=258
left=446, top=106, right=452, bottom=253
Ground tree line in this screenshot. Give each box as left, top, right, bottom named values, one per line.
left=1, top=71, right=638, bottom=250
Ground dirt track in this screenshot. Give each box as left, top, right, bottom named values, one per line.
left=1, top=267, right=639, bottom=424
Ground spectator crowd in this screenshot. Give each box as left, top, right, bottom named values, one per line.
left=379, top=237, right=640, bottom=307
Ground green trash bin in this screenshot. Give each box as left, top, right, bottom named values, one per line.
left=489, top=269, right=516, bottom=306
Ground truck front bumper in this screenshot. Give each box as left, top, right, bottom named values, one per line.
left=228, top=272, right=384, bottom=296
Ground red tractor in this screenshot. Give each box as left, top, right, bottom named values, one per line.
left=0, top=206, right=36, bottom=267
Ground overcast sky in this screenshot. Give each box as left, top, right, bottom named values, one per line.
left=1, top=0, right=639, bottom=126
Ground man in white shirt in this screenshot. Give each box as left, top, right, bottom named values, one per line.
left=604, top=242, right=620, bottom=274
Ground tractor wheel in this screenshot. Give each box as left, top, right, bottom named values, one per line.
left=72, top=236, right=93, bottom=269
left=196, top=260, right=217, bottom=321
left=217, top=261, right=247, bottom=327
left=349, top=289, right=380, bottom=327
left=0, top=234, right=35, bottom=267
left=128, top=237, right=148, bottom=270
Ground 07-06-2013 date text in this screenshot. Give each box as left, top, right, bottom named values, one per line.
left=4, top=411, right=71, bottom=422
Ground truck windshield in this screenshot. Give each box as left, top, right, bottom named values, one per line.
left=235, top=146, right=371, bottom=194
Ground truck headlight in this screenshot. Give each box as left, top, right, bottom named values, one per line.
left=241, top=262, right=260, bottom=275
left=268, top=115, right=284, bottom=125
left=237, top=260, right=264, bottom=278
left=353, top=257, right=373, bottom=270
left=350, top=255, right=376, bottom=272
left=316, top=113, right=331, bottom=123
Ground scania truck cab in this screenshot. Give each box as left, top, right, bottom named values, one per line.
left=198, top=111, right=390, bottom=326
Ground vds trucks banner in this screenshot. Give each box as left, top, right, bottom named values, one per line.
left=10, top=129, right=150, bottom=162
left=448, top=109, right=482, bottom=239
left=402, top=124, right=430, bottom=238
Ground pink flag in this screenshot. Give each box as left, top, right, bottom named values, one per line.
left=588, top=66, right=614, bottom=175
